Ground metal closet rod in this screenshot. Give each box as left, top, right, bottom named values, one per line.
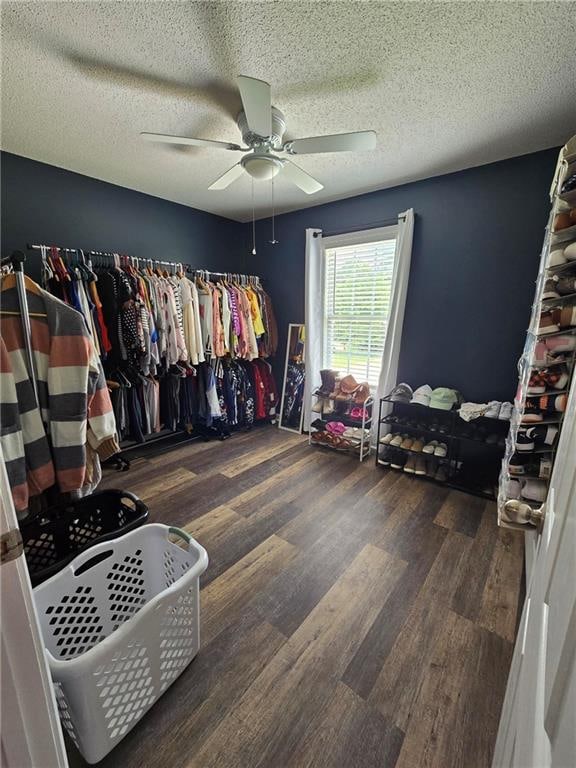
left=312, top=214, right=407, bottom=238
left=25, top=244, right=260, bottom=280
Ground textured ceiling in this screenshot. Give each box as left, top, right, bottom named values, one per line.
left=1, top=1, right=575, bottom=222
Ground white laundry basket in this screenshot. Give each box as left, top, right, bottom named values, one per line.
left=33, top=523, right=208, bottom=764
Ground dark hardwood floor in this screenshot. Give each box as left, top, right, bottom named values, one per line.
left=67, top=426, right=524, bottom=768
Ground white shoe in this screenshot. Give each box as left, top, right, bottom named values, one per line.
left=434, top=442, right=448, bottom=458
left=484, top=400, right=501, bottom=418
left=422, top=440, right=438, bottom=454
left=521, top=479, right=547, bottom=503
left=498, top=402, right=513, bottom=420
left=390, top=433, right=404, bottom=447
left=379, top=433, right=393, bottom=445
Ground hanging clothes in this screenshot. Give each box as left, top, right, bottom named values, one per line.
left=0, top=273, right=119, bottom=516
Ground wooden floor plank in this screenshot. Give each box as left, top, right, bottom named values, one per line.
left=188, top=544, right=406, bottom=768
left=73, top=425, right=523, bottom=768
left=478, top=527, right=525, bottom=642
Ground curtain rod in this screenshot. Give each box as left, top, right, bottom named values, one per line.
left=312, top=215, right=406, bottom=238
left=25, top=243, right=260, bottom=280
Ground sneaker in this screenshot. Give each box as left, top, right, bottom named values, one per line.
left=400, top=436, right=414, bottom=450
left=565, top=241, right=576, bottom=260
left=390, top=433, right=405, bottom=447
left=414, top=456, right=427, bottom=476
left=554, top=212, right=573, bottom=232
left=378, top=447, right=394, bottom=466
left=561, top=173, right=576, bottom=194
left=423, top=440, right=439, bottom=454
left=509, top=456, right=527, bottom=475
left=533, top=341, right=553, bottom=366
left=506, top=479, right=522, bottom=499
left=548, top=248, right=567, bottom=267
left=545, top=335, right=576, bottom=353
left=498, top=402, right=513, bottom=420
left=434, top=442, right=448, bottom=457
left=539, top=311, right=560, bottom=335
left=516, top=428, right=536, bottom=452
left=484, top=400, right=501, bottom=418
left=521, top=479, right=547, bottom=503
left=379, top=433, right=394, bottom=445
left=541, top=366, right=570, bottom=390
left=404, top=456, right=416, bottom=474
left=532, top=425, right=559, bottom=446
left=537, top=393, right=567, bottom=413
left=542, top=276, right=560, bottom=299
left=557, top=276, right=576, bottom=295
left=390, top=450, right=407, bottom=470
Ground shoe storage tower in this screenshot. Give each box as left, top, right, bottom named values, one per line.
left=498, top=136, right=576, bottom=529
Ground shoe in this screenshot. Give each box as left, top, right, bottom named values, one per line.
left=315, top=370, right=338, bottom=397
left=516, top=428, right=536, bottom=452
left=310, top=419, right=327, bottom=431
left=484, top=400, right=502, bottom=418
left=506, top=479, right=522, bottom=500
left=404, top=456, right=416, bottom=474
left=311, top=397, right=325, bottom=413
left=539, top=311, right=560, bottom=335
left=561, top=173, right=576, bottom=194
left=554, top=306, right=576, bottom=328
left=343, top=427, right=369, bottom=440
left=537, top=393, right=567, bottom=412
left=411, top=437, right=425, bottom=453
left=498, top=402, right=513, bottom=420
left=509, top=456, right=527, bottom=475
left=422, top=440, right=439, bottom=454
left=565, top=241, right=576, bottom=260
left=435, top=465, right=449, bottom=482
left=378, top=447, right=394, bottom=466
left=326, top=421, right=346, bottom=436
left=387, top=383, right=413, bottom=403
left=548, top=248, right=567, bottom=267
left=532, top=425, right=559, bottom=446
left=542, top=276, right=560, bottom=299
left=434, top=442, right=448, bottom=457
left=349, top=406, right=369, bottom=421
left=390, top=450, right=407, bottom=470
left=541, top=366, right=570, bottom=391
left=545, top=335, right=576, bottom=353
left=379, top=433, right=393, bottom=445
left=527, top=371, right=547, bottom=394
left=415, top=456, right=427, bottom=477
left=557, top=276, right=576, bottom=295
left=390, top=433, right=404, bottom=447
left=521, top=479, right=547, bottom=503
left=400, top=436, right=414, bottom=450
left=553, top=212, right=573, bottom=232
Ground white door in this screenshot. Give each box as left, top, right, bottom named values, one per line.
left=493, top=373, right=576, bottom=766
left=0, top=448, right=68, bottom=768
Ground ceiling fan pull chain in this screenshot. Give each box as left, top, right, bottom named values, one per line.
left=269, top=176, right=278, bottom=245
left=251, top=178, right=257, bottom=256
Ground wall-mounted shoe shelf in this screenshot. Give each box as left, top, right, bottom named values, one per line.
left=498, top=140, right=576, bottom=529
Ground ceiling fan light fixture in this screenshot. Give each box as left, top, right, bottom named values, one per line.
left=241, top=155, right=283, bottom=181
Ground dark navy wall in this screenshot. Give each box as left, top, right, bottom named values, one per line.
left=247, top=148, right=558, bottom=402
left=1, top=152, right=244, bottom=280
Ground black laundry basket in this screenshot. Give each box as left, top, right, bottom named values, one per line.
left=21, top=490, right=149, bottom=586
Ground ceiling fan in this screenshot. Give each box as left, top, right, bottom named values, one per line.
left=141, top=75, right=377, bottom=195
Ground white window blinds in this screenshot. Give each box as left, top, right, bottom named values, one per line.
left=324, top=236, right=397, bottom=388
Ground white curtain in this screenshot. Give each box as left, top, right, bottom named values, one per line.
left=373, top=208, right=415, bottom=437
left=303, top=228, right=323, bottom=430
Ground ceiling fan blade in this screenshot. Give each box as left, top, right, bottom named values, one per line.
left=141, top=132, right=242, bottom=151
left=208, top=163, right=245, bottom=191
left=285, top=130, right=377, bottom=155
left=282, top=161, right=323, bottom=195
left=237, top=75, right=272, bottom=137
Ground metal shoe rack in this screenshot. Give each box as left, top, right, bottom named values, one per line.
left=308, top=395, right=373, bottom=462
left=498, top=139, right=576, bottom=529
left=376, top=397, right=509, bottom=500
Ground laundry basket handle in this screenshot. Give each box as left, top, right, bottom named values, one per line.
left=168, top=527, right=193, bottom=547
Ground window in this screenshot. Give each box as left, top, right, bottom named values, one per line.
left=323, top=227, right=398, bottom=389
